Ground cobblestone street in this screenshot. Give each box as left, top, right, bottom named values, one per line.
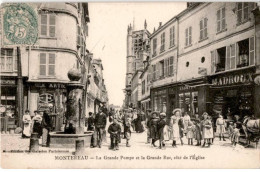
left=1, top=131, right=259, bottom=168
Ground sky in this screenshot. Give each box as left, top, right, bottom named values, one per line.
left=87, top=2, right=187, bottom=106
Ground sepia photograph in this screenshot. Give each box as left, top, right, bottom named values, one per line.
left=0, top=0, right=260, bottom=169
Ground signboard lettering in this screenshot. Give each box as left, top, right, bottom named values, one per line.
left=212, top=73, right=254, bottom=86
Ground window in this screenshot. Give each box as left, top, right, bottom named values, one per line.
left=160, top=32, right=165, bottom=52
left=39, top=53, right=56, bottom=76
left=152, top=38, right=157, bottom=57
left=169, top=26, right=175, bottom=47
left=142, top=80, right=145, bottom=95
left=237, top=2, right=249, bottom=25
left=217, top=7, right=226, bottom=33
left=200, top=18, right=208, bottom=40
left=0, top=49, right=17, bottom=72
left=236, top=38, right=255, bottom=68
left=185, top=27, right=192, bottom=47
left=40, top=13, right=56, bottom=37
left=159, top=60, right=164, bottom=77
left=215, top=47, right=226, bottom=73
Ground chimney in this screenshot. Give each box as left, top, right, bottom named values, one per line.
left=159, top=22, right=162, bottom=27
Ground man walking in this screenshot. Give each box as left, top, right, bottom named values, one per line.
left=93, top=108, right=107, bottom=148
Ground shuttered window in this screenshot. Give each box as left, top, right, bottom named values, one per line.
left=153, top=38, right=157, bottom=56
left=225, top=45, right=230, bottom=70
left=185, top=27, right=192, bottom=46
left=40, top=14, right=56, bottom=37
left=160, top=32, right=165, bottom=52
left=39, top=53, right=56, bottom=76
left=169, top=26, right=175, bottom=47
left=230, top=44, right=236, bottom=69
left=164, top=58, right=168, bottom=77
left=217, top=7, right=226, bottom=33
left=0, top=49, right=15, bottom=72
left=200, top=18, right=208, bottom=40
left=169, top=56, right=174, bottom=76
left=237, top=2, right=254, bottom=25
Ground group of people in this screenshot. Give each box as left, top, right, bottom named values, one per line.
left=146, top=109, right=241, bottom=149
left=22, top=110, right=52, bottom=147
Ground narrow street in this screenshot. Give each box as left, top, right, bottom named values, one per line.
left=1, top=130, right=259, bottom=168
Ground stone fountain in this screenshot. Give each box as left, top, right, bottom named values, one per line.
left=49, top=68, right=93, bottom=148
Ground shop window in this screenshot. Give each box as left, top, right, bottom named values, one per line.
left=217, top=7, right=226, bottom=33
left=215, top=47, right=226, bottom=73
left=160, top=32, right=165, bottom=53
left=0, top=48, right=17, bottom=72
left=39, top=53, right=56, bottom=76
left=200, top=17, right=208, bottom=40
left=40, top=13, right=56, bottom=37
left=169, top=26, right=175, bottom=48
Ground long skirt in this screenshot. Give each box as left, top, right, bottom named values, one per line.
left=186, top=130, right=194, bottom=139
left=23, top=123, right=32, bottom=137
left=203, top=127, right=213, bottom=139
left=42, top=128, right=50, bottom=146
left=169, top=124, right=180, bottom=140
left=216, top=124, right=226, bottom=135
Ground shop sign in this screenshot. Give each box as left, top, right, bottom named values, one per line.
left=33, top=83, right=66, bottom=89
left=212, top=72, right=254, bottom=86
left=179, top=85, right=193, bottom=91
left=0, top=79, right=16, bottom=85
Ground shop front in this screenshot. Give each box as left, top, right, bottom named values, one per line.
left=28, top=82, right=67, bottom=131
left=140, top=97, right=150, bottom=112
left=209, top=67, right=257, bottom=120
left=177, top=77, right=209, bottom=117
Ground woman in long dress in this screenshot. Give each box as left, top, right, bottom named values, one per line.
left=216, top=114, right=226, bottom=141
left=22, top=110, right=32, bottom=138
left=169, top=109, right=181, bottom=147
left=201, top=112, right=213, bottom=147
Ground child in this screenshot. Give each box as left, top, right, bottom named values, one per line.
left=157, top=113, right=167, bottom=149
left=231, top=123, right=240, bottom=147
left=108, top=118, right=121, bottom=151
left=194, top=119, right=202, bottom=146
left=186, top=121, right=195, bottom=145
left=228, top=122, right=234, bottom=143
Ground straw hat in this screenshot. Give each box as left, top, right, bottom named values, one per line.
left=172, top=108, right=182, bottom=115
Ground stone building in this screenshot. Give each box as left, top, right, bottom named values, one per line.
left=148, top=2, right=260, bottom=119
left=124, top=21, right=150, bottom=109
left=0, top=3, right=91, bottom=130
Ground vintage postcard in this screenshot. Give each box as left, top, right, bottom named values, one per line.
left=0, top=1, right=260, bottom=169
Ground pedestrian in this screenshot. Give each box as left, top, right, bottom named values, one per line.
left=22, top=110, right=32, bottom=138
left=145, top=109, right=152, bottom=144
left=135, top=111, right=144, bottom=133
left=93, top=108, right=107, bottom=148
left=124, top=109, right=133, bottom=147
left=228, top=121, right=234, bottom=143
left=87, top=112, right=95, bottom=131
left=201, top=112, right=213, bottom=148
left=42, top=111, right=52, bottom=147
left=132, top=108, right=137, bottom=131
left=186, top=121, right=195, bottom=145
left=194, top=119, right=202, bottom=146
left=183, top=112, right=191, bottom=134
left=178, top=114, right=184, bottom=146
left=108, top=118, right=121, bottom=151
left=157, top=112, right=167, bottom=149
left=231, top=123, right=240, bottom=147
left=32, top=110, right=43, bottom=138
left=169, top=108, right=181, bottom=147
left=150, top=111, right=159, bottom=147
left=216, top=113, right=226, bottom=141
left=208, top=115, right=215, bottom=144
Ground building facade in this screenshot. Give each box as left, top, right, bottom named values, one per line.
left=147, top=2, right=260, bottom=119
left=0, top=3, right=108, bottom=131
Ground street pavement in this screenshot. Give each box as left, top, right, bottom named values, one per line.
left=1, top=131, right=259, bottom=168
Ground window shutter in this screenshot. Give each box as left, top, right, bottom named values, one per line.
left=204, top=18, right=207, bottom=38
left=164, top=58, right=168, bottom=77
left=200, top=20, right=203, bottom=40
left=226, top=46, right=231, bottom=70
left=173, top=26, right=175, bottom=46
left=40, top=53, right=46, bottom=75
left=222, top=8, right=226, bottom=30
left=41, top=14, right=47, bottom=36
left=243, top=2, right=249, bottom=21
left=49, top=15, right=56, bottom=37
left=211, top=50, right=215, bottom=74
left=217, top=10, right=221, bottom=32
left=237, top=3, right=242, bottom=24
left=249, top=36, right=255, bottom=66
left=230, top=44, right=236, bottom=69
left=185, top=28, right=188, bottom=46
left=169, top=56, right=174, bottom=76
left=156, top=63, right=159, bottom=79
left=48, top=53, right=55, bottom=76
left=189, top=27, right=192, bottom=45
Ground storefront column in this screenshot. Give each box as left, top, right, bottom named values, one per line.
left=198, top=85, right=208, bottom=115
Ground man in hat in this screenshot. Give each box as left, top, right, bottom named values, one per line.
left=108, top=118, right=121, bottom=151
left=93, top=108, right=107, bottom=148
